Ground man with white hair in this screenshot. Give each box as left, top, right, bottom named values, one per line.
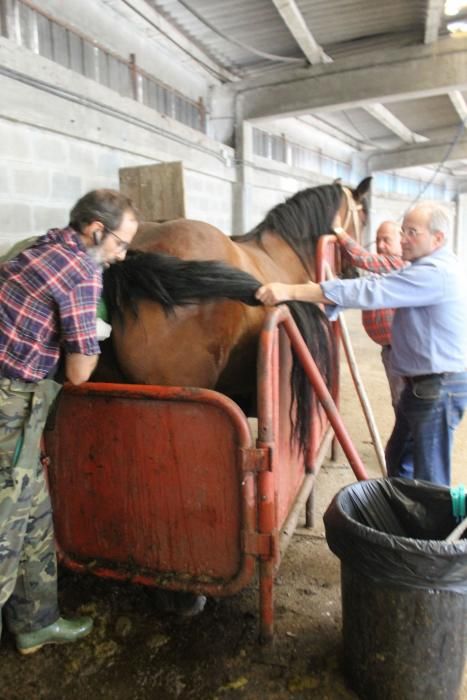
left=256, top=202, right=467, bottom=486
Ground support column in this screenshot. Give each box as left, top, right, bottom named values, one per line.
left=233, top=102, right=254, bottom=235
left=454, top=192, right=467, bottom=273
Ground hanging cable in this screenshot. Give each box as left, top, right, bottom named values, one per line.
left=404, top=118, right=466, bottom=210
left=343, top=109, right=387, bottom=150
left=120, top=0, right=238, bottom=80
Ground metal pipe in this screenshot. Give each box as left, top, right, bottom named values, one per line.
left=323, top=262, right=387, bottom=477
left=280, top=309, right=368, bottom=481
left=281, top=425, right=334, bottom=551
left=338, top=312, right=387, bottom=476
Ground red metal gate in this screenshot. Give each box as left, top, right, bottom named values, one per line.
left=44, top=235, right=367, bottom=640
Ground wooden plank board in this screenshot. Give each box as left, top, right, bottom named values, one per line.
left=119, top=161, right=185, bottom=221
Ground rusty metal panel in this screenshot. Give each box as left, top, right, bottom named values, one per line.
left=256, top=318, right=310, bottom=536
left=256, top=233, right=351, bottom=543
left=45, top=384, right=256, bottom=590
left=44, top=294, right=347, bottom=639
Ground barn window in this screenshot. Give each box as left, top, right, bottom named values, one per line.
left=0, top=0, right=205, bottom=133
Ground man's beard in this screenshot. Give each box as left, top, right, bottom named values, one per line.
left=87, top=245, right=107, bottom=268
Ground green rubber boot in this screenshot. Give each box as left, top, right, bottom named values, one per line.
left=16, top=616, right=93, bottom=655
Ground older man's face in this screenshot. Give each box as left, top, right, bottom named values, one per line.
left=376, top=223, right=402, bottom=256
left=400, top=209, right=444, bottom=262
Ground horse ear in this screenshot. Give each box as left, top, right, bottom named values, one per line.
left=353, top=176, right=372, bottom=201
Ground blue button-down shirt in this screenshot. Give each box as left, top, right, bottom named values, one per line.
left=321, top=246, right=467, bottom=376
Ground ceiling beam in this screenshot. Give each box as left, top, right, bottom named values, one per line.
left=236, top=36, right=467, bottom=120
left=365, top=136, right=467, bottom=171
left=424, top=0, right=445, bottom=43
left=270, top=0, right=331, bottom=64
left=363, top=103, right=428, bottom=143
left=449, top=90, right=467, bottom=121
left=271, top=0, right=427, bottom=145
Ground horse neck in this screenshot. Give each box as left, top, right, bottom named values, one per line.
left=235, top=230, right=314, bottom=283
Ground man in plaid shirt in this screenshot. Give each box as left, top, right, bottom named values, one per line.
left=334, top=221, right=406, bottom=409
left=0, top=189, right=138, bottom=654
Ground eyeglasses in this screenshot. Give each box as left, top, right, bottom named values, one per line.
left=400, top=227, right=427, bottom=240
left=104, top=227, right=130, bottom=251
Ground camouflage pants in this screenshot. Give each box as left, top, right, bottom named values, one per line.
left=0, top=377, right=61, bottom=637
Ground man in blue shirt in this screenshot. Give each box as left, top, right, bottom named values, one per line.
left=256, top=202, right=467, bottom=486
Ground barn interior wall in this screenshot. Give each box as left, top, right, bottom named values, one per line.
left=0, top=3, right=462, bottom=254
left=243, top=157, right=330, bottom=233
left=0, top=32, right=235, bottom=251
left=29, top=0, right=209, bottom=102
left=0, top=108, right=235, bottom=249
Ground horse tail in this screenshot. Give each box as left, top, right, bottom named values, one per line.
left=103, top=250, right=262, bottom=322
left=286, top=301, right=336, bottom=456
left=103, top=250, right=335, bottom=458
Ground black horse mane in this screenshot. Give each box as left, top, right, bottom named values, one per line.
left=103, top=250, right=334, bottom=455
left=231, top=183, right=343, bottom=274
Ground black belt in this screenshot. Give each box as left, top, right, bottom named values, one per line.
left=404, top=372, right=459, bottom=385
left=409, top=373, right=443, bottom=383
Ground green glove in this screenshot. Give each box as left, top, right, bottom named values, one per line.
left=97, top=298, right=109, bottom=323
left=96, top=298, right=111, bottom=341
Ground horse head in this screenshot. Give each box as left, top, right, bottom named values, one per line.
left=236, top=177, right=372, bottom=280
left=333, top=177, right=371, bottom=278
left=334, top=176, right=371, bottom=245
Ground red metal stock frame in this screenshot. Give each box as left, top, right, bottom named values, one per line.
left=45, top=233, right=366, bottom=641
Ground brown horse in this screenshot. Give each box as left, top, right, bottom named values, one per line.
left=96, top=179, right=370, bottom=447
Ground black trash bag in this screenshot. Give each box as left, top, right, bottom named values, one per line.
left=324, top=477, right=467, bottom=593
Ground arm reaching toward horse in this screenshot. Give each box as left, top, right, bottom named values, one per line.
left=65, top=352, right=99, bottom=385
left=333, top=221, right=404, bottom=274
left=255, top=281, right=327, bottom=306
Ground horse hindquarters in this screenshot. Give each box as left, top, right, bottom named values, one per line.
left=110, top=300, right=244, bottom=389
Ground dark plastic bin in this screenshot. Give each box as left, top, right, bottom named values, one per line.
left=324, top=478, right=467, bottom=700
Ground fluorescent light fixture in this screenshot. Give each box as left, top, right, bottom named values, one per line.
left=444, top=0, right=467, bottom=15
left=447, top=20, right=467, bottom=32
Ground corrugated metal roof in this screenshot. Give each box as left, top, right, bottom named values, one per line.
left=316, top=108, right=396, bottom=143
left=144, top=0, right=467, bottom=180
left=149, top=0, right=430, bottom=69
left=387, top=95, right=461, bottom=134
left=148, top=0, right=303, bottom=71
left=298, top=0, right=426, bottom=46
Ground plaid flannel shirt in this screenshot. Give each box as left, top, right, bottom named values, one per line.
left=0, top=227, right=102, bottom=382
left=337, top=231, right=406, bottom=346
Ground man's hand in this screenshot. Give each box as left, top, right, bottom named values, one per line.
left=255, top=283, right=294, bottom=306
left=331, top=212, right=344, bottom=235
left=65, top=353, right=99, bottom=385
left=256, top=281, right=326, bottom=306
